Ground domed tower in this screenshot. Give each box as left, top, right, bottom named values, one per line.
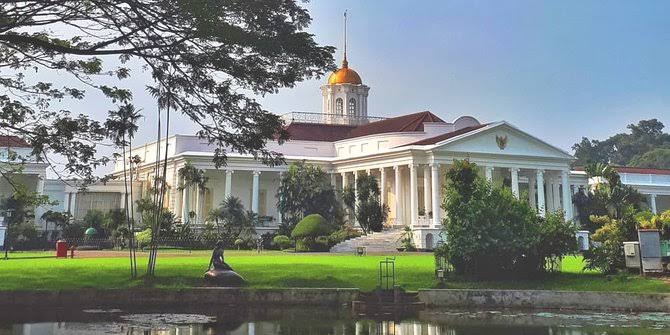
left=320, top=12, right=370, bottom=125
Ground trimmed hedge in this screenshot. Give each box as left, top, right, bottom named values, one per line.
left=290, top=214, right=333, bottom=239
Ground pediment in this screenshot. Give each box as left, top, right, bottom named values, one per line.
left=433, top=122, right=574, bottom=160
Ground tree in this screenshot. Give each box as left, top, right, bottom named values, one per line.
left=440, top=160, right=576, bottom=279
left=629, top=148, right=670, bottom=169
left=572, top=119, right=670, bottom=168
left=351, top=172, right=388, bottom=234
left=0, top=185, right=49, bottom=249
left=0, top=1, right=335, bottom=188
left=574, top=163, right=646, bottom=233
left=276, top=162, right=343, bottom=234
left=207, top=196, right=256, bottom=247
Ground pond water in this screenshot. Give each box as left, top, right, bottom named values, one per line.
left=1, top=306, right=670, bottom=334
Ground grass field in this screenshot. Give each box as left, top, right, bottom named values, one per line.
left=0, top=250, right=668, bottom=293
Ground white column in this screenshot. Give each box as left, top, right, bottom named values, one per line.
left=181, top=184, right=189, bottom=220
left=194, top=185, right=202, bottom=223
left=380, top=167, right=387, bottom=206
left=423, top=165, right=431, bottom=215
left=394, top=166, right=402, bottom=226
left=650, top=194, right=658, bottom=214
left=175, top=175, right=184, bottom=218
left=409, top=164, right=418, bottom=227
left=69, top=192, right=77, bottom=215
left=277, top=171, right=284, bottom=225
left=561, top=170, right=573, bottom=220
left=545, top=178, right=554, bottom=212
left=536, top=170, right=546, bottom=217
left=431, top=163, right=441, bottom=227
left=34, top=174, right=46, bottom=224
left=510, top=168, right=519, bottom=198
left=330, top=172, right=336, bottom=187
left=528, top=175, right=537, bottom=209
left=353, top=171, right=360, bottom=226
left=224, top=169, right=233, bottom=199
left=251, top=170, right=260, bottom=214
left=342, top=172, right=351, bottom=220
left=485, top=166, right=494, bottom=182
left=552, top=176, right=561, bottom=211
left=63, top=192, right=70, bottom=214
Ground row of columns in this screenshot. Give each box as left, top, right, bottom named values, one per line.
left=179, top=169, right=272, bottom=224
left=483, top=166, right=573, bottom=219
left=339, top=163, right=443, bottom=228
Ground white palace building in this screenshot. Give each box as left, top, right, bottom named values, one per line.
left=3, top=54, right=670, bottom=250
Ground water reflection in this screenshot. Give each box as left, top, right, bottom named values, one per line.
left=2, top=310, right=670, bottom=335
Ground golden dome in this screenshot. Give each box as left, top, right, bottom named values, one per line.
left=327, top=59, right=362, bottom=85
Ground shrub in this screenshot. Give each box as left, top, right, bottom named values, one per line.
left=312, top=236, right=331, bottom=251
left=584, top=215, right=626, bottom=274
left=399, top=226, right=417, bottom=251
left=441, top=160, right=576, bottom=279
left=328, top=225, right=361, bottom=245
left=272, top=235, right=291, bottom=250
left=291, top=214, right=333, bottom=239
left=135, top=228, right=152, bottom=250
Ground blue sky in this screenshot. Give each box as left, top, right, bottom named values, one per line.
left=58, top=1, right=670, bottom=173
left=260, top=0, right=670, bottom=151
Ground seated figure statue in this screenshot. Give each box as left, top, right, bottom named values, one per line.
left=203, top=241, right=245, bottom=286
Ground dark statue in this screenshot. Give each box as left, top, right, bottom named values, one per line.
left=203, top=241, right=246, bottom=286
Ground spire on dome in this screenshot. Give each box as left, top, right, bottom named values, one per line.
left=343, top=10, right=348, bottom=68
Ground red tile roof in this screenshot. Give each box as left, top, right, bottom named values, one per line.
left=398, top=124, right=488, bottom=147
left=0, top=135, right=30, bottom=148
left=285, top=123, right=356, bottom=142
left=286, top=111, right=446, bottom=142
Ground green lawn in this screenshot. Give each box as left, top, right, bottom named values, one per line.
left=0, top=251, right=667, bottom=293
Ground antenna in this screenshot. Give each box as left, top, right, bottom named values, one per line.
left=343, top=10, right=348, bottom=67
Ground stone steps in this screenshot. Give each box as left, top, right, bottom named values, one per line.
left=330, top=228, right=404, bottom=253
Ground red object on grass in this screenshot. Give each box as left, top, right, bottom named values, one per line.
left=56, top=240, right=68, bottom=258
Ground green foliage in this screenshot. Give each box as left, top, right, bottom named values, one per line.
left=207, top=196, right=256, bottom=247
left=574, top=164, right=646, bottom=231
left=276, top=162, right=344, bottom=234
left=584, top=215, right=627, bottom=274
left=291, top=214, right=335, bottom=252
left=135, top=228, right=152, bottom=250
left=635, top=209, right=670, bottom=238
left=351, top=172, right=388, bottom=234
left=272, top=235, right=291, bottom=250
left=572, top=119, right=670, bottom=168
left=177, top=162, right=208, bottom=191
left=291, top=214, right=333, bottom=239
left=0, top=184, right=49, bottom=247
left=399, top=226, right=417, bottom=251
left=0, top=1, right=335, bottom=186
left=441, top=160, right=576, bottom=279
left=537, top=211, right=579, bottom=262
left=327, top=225, right=361, bottom=246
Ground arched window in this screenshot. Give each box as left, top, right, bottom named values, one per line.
left=348, top=98, right=357, bottom=116
left=335, top=98, right=343, bottom=115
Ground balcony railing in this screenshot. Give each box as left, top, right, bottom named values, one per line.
left=281, top=111, right=386, bottom=126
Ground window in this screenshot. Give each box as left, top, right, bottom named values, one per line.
left=361, top=143, right=369, bottom=152
left=335, top=98, right=343, bottom=115
left=377, top=140, right=389, bottom=150
left=349, top=145, right=356, bottom=154
left=348, top=98, right=357, bottom=116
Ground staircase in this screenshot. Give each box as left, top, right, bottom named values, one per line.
left=330, top=228, right=404, bottom=253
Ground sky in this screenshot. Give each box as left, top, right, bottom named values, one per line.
left=50, top=1, right=670, bottom=174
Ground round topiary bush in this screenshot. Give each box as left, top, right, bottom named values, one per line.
left=291, top=214, right=333, bottom=239
left=272, top=235, right=291, bottom=250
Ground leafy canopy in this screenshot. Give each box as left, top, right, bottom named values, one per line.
left=572, top=119, right=670, bottom=169
left=441, top=160, right=576, bottom=279
left=0, top=0, right=335, bottom=186
left=276, top=162, right=343, bottom=234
